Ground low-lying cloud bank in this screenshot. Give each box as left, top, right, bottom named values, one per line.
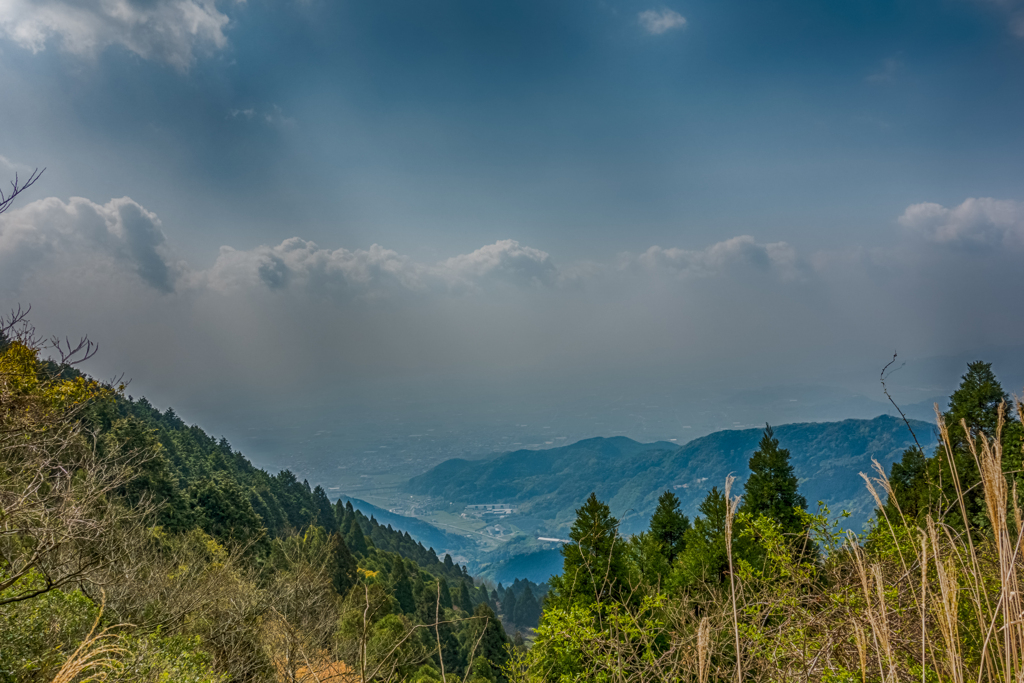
left=1, top=194, right=1022, bottom=412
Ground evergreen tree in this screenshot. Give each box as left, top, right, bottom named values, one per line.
left=673, top=487, right=730, bottom=590
left=457, top=579, right=474, bottom=613
left=187, top=473, right=267, bottom=549
left=502, top=588, right=516, bottom=621
left=346, top=520, right=370, bottom=556
left=740, top=425, right=807, bottom=534
left=334, top=499, right=349, bottom=530
left=886, top=361, right=1023, bottom=529
left=311, top=485, right=336, bottom=531
left=469, top=603, right=510, bottom=678
left=390, top=560, right=416, bottom=614
left=648, top=490, right=691, bottom=563
left=512, top=585, right=541, bottom=629
left=438, top=577, right=454, bottom=610
left=330, top=532, right=358, bottom=597
left=548, top=492, right=628, bottom=607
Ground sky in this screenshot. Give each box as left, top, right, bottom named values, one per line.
left=1, top=0, right=1023, bottom=473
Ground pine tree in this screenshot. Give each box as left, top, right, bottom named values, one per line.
left=512, top=585, right=541, bottom=629
left=548, top=492, right=628, bottom=607
left=389, top=560, right=416, bottom=614
left=886, top=361, right=1023, bottom=529
left=502, top=587, right=516, bottom=621
left=740, top=425, right=807, bottom=534
left=346, top=520, right=370, bottom=556
left=330, top=532, right=358, bottom=596
left=673, top=486, right=730, bottom=590
left=457, top=579, right=474, bottom=613
left=648, top=490, right=691, bottom=563
left=438, top=577, right=453, bottom=610
left=311, top=485, right=336, bottom=531
left=469, top=603, right=510, bottom=675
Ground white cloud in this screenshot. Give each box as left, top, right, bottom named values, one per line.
left=899, top=197, right=1024, bottom=248
left=633, top=236, right=800, bottom=279
left=0, top=0, right=231, bottom=70
left=200, top=238, right=430, bottom=296
left=0, top=195, right=181, bottom=292
left=201, top=237, right=558, bottom=297
left=440, top=240, right=558, bottom=289
left=638, top=8, right=687, bottom=35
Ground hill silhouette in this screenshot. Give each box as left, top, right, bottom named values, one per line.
left=406, top=415, right=935, bottom=534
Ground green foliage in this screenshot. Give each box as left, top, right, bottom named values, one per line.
left=0, top=584, right=98, bottom=682
left=112, top=633, right=225, bottom=683
left=1, top=325, right=508, bottom=683
left=740, top=425, right=808, bottom=535
left=548, top=493, right=629, bottom=609
left=648, top=490, right=690, bottom=564
left=884, top=361, right=1024, bottom=531
left=408, top=418, right=932, bottom=535
left=672, top=486, right=730, bottom=591
left=330, top=532, right=358, bottom=597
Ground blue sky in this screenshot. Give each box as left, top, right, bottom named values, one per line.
left=1, top=0, right=1023, bottom=458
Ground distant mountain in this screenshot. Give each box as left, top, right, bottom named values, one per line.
left=406, top=415, right=936, bottom=535
left=336, top=495, right=474, bottom=556
left=479, top=548, right=564, bottom=585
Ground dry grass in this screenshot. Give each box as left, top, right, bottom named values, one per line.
left=510, top=399, right=1024, bottom=683
left=48, top=603, right=125, bottom=683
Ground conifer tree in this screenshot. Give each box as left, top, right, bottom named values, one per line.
left=740, top=425, right=807, bottom=534
left=330, top=532, right=358, bottom=596
left=457, top=579, right=474, bottom=613
left=548, top=492, right=628, bottom=607
left=470, top=603, right=510, bottom=674
left=512, top=585, right=541, bottom=629
left=312, top=485, right=336, bottom=531
left=438, top=577, right=453, bottom=610
left=502, top=587, right=516, bottom=620
left=389, top=560, right=416, bottom=614
left=346, top=519, right=370, bottom=556
left=673, top=487, right=730, bottom=590
left=648, top=490, right=691, bottom=563
left=334, top=499, right=349, bottom=529
left=886, top=361, right=1023, bottom=529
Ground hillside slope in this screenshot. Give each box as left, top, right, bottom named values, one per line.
left=407, top=415, right=935, bottom=533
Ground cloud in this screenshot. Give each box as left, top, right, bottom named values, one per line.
left=6, top=191, right=1024, bottom=434
left=201, top=238, right=429, bottom=296
left=202, top=237, right=558, bottom=297
left=440, top=240, right=558, bottom=288
left=0, top=0, right=231, bottom=70
left=899, top=197, right=1024, bottom=248
left=0, top=195, right=181, bottom=292
left=638, top=8, right=687, bottom=35
left=633, top=236, right=800, bottom=279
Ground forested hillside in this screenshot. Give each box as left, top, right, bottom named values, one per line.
left=337, top=496, right=474, bottom=558
left=508, top=361, right=1024, bottom=683
left=0, top=313, right=511, bottom=683
left=407, top=415, right=935, bottom=533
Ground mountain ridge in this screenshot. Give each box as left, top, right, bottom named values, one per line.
left=407, top=415, right=936, bottom=535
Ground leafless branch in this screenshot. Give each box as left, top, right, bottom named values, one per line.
left=0, top=167, right=44, bottom=215
left=881, top=350, right=924, bottom=453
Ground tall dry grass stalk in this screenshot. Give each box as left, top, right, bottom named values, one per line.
left=723, top=475, right=742, bottom=683
left=48, top=603, right=125, bottom=683
left=512, top=399, right=1024, bottom=683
